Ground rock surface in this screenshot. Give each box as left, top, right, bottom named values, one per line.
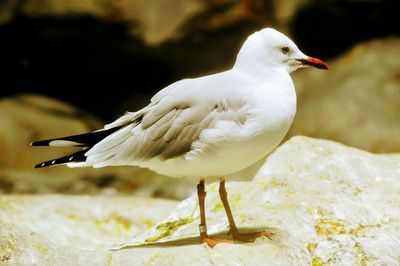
left=1, top=137, right=399, bottom=265
left=289, top=37, right=400, bottom=153
left=0, top=196, right=178, bottom=250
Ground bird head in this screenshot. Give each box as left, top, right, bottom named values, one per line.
left=235, top=28, right=328, bottom=73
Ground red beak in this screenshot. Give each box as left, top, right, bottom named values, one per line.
left=297, top=56, right=329, bottom=70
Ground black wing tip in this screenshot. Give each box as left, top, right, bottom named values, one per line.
left=34, top=162, right=44, bottom=168
left=30, top=126, right=124, bottom=148
left=34, top=161, right=49, bottom=168
left=31, top=140, right=50, bottom=146
left=33, top=149, right=88, bottom=169
left=34, top=159, right=59, bottom=168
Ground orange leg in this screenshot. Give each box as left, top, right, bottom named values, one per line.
left=219, top=178, right=274, bottom=242
left=197, top=179, right=232, bottom=247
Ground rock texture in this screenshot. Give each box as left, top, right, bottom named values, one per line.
left=0, top=196, right=178, bottom=250
left=1, top=137, right=399, bottom=265
left=289, top=37, right=400, bottom=153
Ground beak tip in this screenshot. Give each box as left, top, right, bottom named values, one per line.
left=298, top=56, right=329, bottom=70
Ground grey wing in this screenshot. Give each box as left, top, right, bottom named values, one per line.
left=84, top=75, right=250, bottom=167
left=84, top=98, right=217, bottom=167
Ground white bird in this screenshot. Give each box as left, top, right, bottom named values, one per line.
left=32, top=28, right=328, bottom=247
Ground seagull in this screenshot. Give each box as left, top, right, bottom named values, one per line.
left=31, top=28, right=328, bottom=247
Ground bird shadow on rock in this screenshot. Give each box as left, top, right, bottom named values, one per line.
left=117, top=226, right=277, bottom=249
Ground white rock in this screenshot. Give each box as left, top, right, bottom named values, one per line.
left=1, top=137, right=400, bottom=265
left=0, top=195, right=178, bottom=250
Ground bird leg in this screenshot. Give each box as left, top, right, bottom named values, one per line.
left=219, top=178, right=274, bottom=242
left=197, top=179, right=232, bottom=247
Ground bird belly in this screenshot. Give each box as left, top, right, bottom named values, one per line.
left=136, top=114, right=294, bottom=179
left=133, top=82, right=296, bottom=179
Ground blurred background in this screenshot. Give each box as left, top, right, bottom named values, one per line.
left=1, top=0, right=399, bottom=198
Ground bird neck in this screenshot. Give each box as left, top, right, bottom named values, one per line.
left=233, top=58, right=287, bottom=81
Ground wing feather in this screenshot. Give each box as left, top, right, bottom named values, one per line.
left=86, top=75, right=250, bottom=166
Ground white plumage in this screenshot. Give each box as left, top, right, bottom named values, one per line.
left=68, top=28, right=311, bottom=179
left=34, top=28, right=328, bottom=178
left=32, top=27, right=328, bottom=247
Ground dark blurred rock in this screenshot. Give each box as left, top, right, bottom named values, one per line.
left=273, top=0, right=310, bottom=28
left=0, top=0, right=312, bottom=121
left=0, top=15, right=262, bottom=120
left=17, top=0, right=207, bottom=46
left=0, top=94, right=193, bottom=199
left=6, top=0, right=278, bottom=45
left=288, top=37, right=400, bottom=153
left=0, top=0, right=16, bottom=24
left=291, top=0, right=400, bottom=59
left=0, top=15, right=170, bottom=120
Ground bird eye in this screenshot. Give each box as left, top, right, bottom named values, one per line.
left=281, top=47, right=290, bottom=54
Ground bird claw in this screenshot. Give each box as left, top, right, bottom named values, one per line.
left=201, top=230, right=273, bottom=247
left=201, top=236, right=233, bottom=247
